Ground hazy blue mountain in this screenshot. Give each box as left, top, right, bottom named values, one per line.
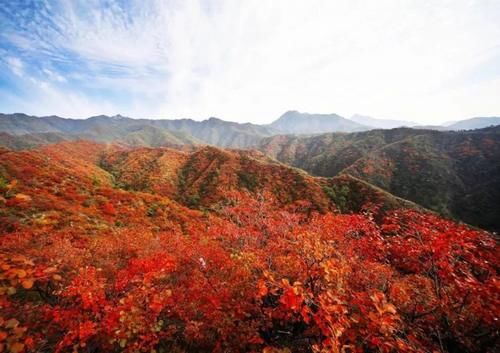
left=148, top=117, right=277, bottom=147
left=0, top=113, right=275, bottom=148
left=446, top=116, right=500, bottom=130
left=269, top=111, right=370, bottom=134
left=412, top=125, right=449, bottom=131
left=350, top=114, right=417, bottom=129
left=2, top=112, right=500, bottom=150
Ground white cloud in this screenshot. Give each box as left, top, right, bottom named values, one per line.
left=6, top=57, right=24, bottom=77
left=2, top=0, right=500, bottom=123
left=1, top=78, right=118, bottom=118
left=43, top=68, right=66, bottom=83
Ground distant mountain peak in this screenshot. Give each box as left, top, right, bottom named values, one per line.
left=350, top=114, right=417, bottom=129
left=270, top=111, right=369, bottom=134
left=445, top=116, right=500, bottom=130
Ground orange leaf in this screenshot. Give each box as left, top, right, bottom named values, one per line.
left=9, top=342, right=24, bottom=353
left=21, top=279, right=34, bottom=289
left=256, top=279, right=268, bottom=298
left=43, top=267, right=57, bottom=274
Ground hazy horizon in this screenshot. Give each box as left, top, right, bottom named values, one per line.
left=1, top=0, right=500, bottom=124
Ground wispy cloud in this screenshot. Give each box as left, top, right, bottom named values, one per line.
left=6, top=57, right=24, bottom=77
left=0, top=0, right=499, bottom=123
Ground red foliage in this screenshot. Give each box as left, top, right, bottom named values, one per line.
left=0, top=142, right=497, bottom=353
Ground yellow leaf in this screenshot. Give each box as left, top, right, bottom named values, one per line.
left=52, top=274, right=62, bottom=281
left=15, top=270, right=26, bottom=279
left=384, top=303, right=397, bottom=315
left=5, top=319, right=19, bottom=329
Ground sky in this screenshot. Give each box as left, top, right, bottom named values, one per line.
left=1, top=0, right=500, bottom=124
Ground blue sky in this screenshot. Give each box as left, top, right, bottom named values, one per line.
left=1, top=0, right=500, bottom=124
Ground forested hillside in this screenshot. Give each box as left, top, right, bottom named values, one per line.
left=259, top=126, right=500, bottom=231
left=0, top=114, right=275, bottom=148
left=0, top=141, right=497, bottom=353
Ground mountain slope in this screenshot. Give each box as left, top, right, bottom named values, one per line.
left=269, top=110, right=370, bottom=134
left=150, top=117, right=275, bottom=147
left=446, top=116, right=500, bottom=130
left=260, top=128, right=427, bottom=175
left=119, top=125, right=201, bottom=146
left=0, top=141, right=497, bottom=353
left=259, top=126, right=500, bottom=231
left=0, top=132, right=73, bottom=149
left=0, top=113, right=276, bottom=148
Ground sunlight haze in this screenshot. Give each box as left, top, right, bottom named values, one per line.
left=1, top=0, right=499, bottom=124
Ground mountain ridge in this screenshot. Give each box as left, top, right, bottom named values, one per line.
left=268, top=110, right=370, bottom=134
left=350, top=114, right=418, bottom=129
left=259, top=126, right=500, bottom=231
left=0, top=112, right=277, bottom=148
left=1, top=112, right=500, bottom=150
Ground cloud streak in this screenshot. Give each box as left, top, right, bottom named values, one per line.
left=0, top=0, right=499, bottom=123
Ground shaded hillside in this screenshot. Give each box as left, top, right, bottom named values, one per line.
left=260, top=127, right=500, bottom=231
left=0, top=132, right=72, bottom=149
left=269, top=110, right=370, bottom=134
left=319, top=174, right=425, bottom=216
left=260, top=128, right=427, bottom=175
left=119, top=125, right=201, bottom=146
left=0, top=113, right=275, bottom=148
left=0, top=141, right=497, bottom=353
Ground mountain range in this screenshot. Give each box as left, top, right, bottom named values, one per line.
left=1, top=111, right=500, bottom=150
left=1, top=110, right=499, bottom=232
left=350, top=114, right=418, bottom=129
left=1, top=117, right=498, bottom=353
left=0, top=113, right=275, bottom=148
